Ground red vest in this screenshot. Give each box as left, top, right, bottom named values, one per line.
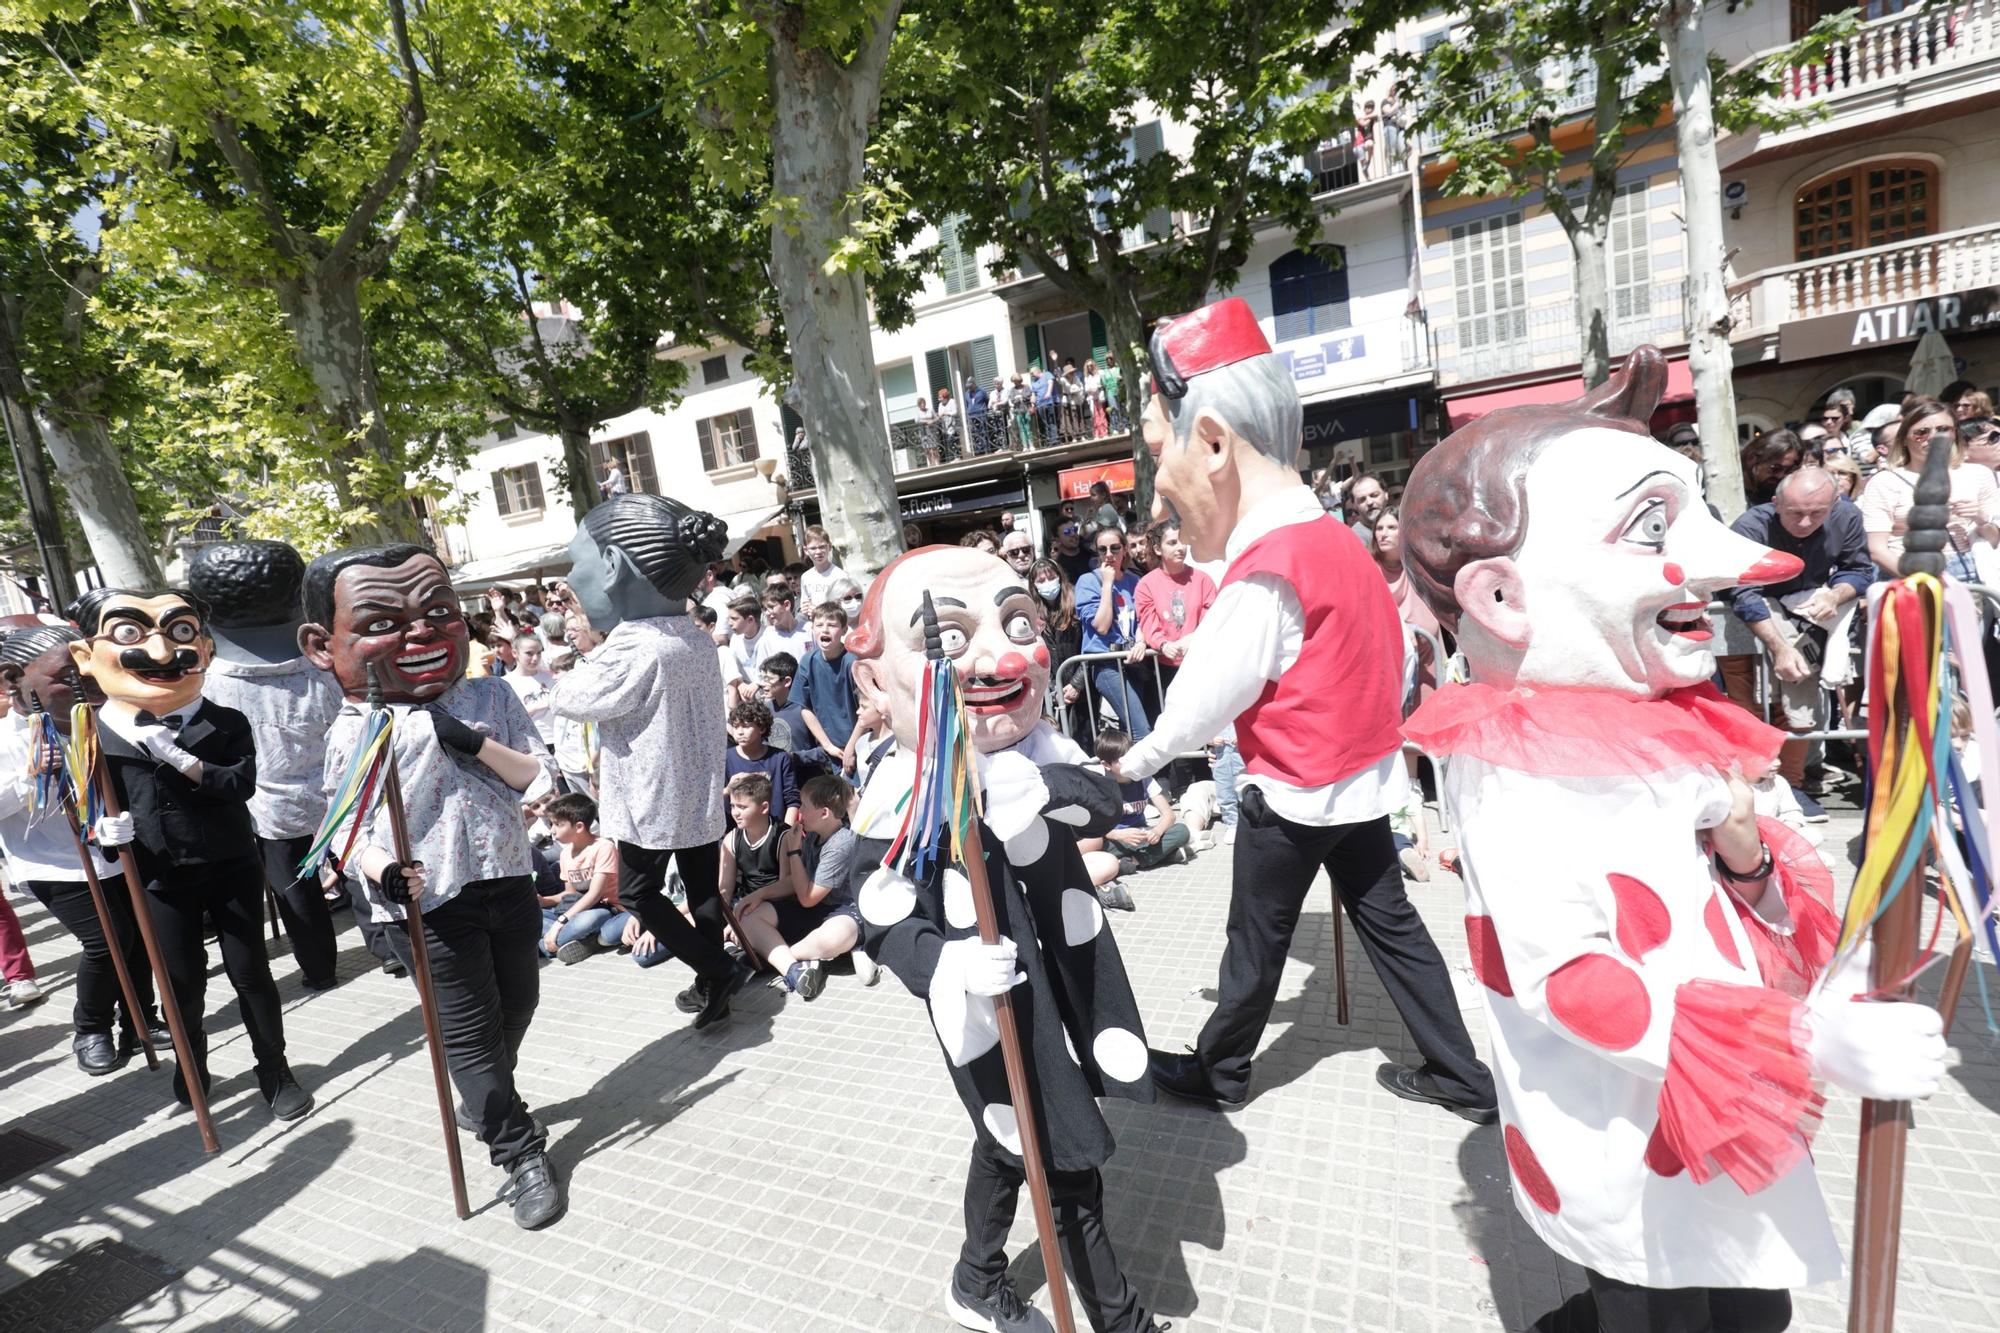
left=1221, top=514, right=1406, bottom=787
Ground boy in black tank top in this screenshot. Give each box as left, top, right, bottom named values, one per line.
left=729, top=774, right=869, bottom=1000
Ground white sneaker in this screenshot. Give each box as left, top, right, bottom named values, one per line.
left=6, top=978, right=46, bottom=1009
left=854, top=950, right=882, bottom=987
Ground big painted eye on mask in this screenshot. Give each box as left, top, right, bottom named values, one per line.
left=1621, top=498, right=1670, bottom=551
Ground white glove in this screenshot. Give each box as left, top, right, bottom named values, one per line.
left=95, top=813, right=136, bottom=848
left=938, top=936, right=1026, bottom=998
left=136, top=726, right=201, bottom=777
left=1805, top=945, right=1948, bottom=1101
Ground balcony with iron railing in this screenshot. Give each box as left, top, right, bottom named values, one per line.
left=1725, top=0, right=2000, bottom=163
left=1416, top=60, right=1664, bottom=155
left=1446, top=281, right=1689, bottom=384
left=782, top=399, right=1134, bottom=496
left=1728, top=221, right=2000, bottom=338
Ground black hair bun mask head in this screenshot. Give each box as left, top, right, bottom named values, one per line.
left=188, top=540, right=309, bottom=629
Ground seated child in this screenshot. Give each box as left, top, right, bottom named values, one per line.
left=1078, top=729, right=1191, bottom=901
left=726, top=699, right=800, bottom=826
left=732, top=774, right=865, bottom=1000
left=538, top=793, right=623, bottom=963
left=757, top=652, right=816, bottom=772
left=844, top=696, right=896, bottom=795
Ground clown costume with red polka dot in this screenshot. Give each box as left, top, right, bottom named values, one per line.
left=840, top=544, right=1166, bottom=1333
left=1401, top=347, right=1949, bottom=1329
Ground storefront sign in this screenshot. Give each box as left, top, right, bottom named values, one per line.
left=899, top=482, right=1027, bottom=520
left=1278, top=334, right=1368, bottom=382
left=1300, top=393, right=1419, bottom=445
left=1056, top=458, right=1136, bottom=499
left=1780, top=285, right=2000, bottom=362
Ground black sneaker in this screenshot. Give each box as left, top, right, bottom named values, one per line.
left=674, top=978, right=708, bottom=1014
left=944, top=1272, right=1053, bottom=1332
left=1375, top=1063, right=1497, bottom=1124
left=555, top=938, right=595, bottom=966
left=499, top=1152, right=565, bottom=1231
left=1791, top=786, right=1829, bottom=823
left=381, top=958, right=407, bottom=978
left=263, top=1068, right=315, bottom=1122
left=75, top=1032, right=123, bottom=1077
left=302, top=974, right=339, bottom=993
left=795, top=959, right=826, bottom=1001
left=694, top=963, right=749, bottom=1030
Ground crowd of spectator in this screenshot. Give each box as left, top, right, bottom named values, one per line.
left=894, top=360, right=1132, bottom=467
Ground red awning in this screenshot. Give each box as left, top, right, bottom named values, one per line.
left=1445, top=357, right=1695, bottom=430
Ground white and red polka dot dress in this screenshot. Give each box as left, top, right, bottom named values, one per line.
left=1411, top=684, right=1846, bottom=1290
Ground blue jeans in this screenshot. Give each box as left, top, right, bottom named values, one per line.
left=1090, top=661, right=1153, bottom=742
left=1210, top=742, right=1243, bottom=828
left=538, top=904, right=624, bottom=957
left=594, top=910, right=675, bottom=968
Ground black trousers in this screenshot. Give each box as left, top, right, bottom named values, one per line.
left=1585, top=1269, right=1792, bottom=1332
left=343, top=870, right=395, bottom=964
left=383, top=875, right=546, bottom=1169
left=145, top=855, right=289, bottom=1085
left=257, top=834, right=337, bottom=987
left=615, top=839, right=732, bottom=982
left=22, top=878, right=156, bottom=1038
left=1197, top=799, right=1492, bottom=1104
left=958, top=1139, right=1152, bottom=1333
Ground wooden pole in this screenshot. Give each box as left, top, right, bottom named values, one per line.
left=959, top=819, right=1077, bottom=1333
left=57, top=797, right=159, bottom=1071
left=372, top=698, right=472, bottom=1221
left=89, top=760, right=218, bottom=1153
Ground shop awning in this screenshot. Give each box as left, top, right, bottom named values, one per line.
left=1445, top=357, right=1694, bottom=430
left=447, top=503, right=787, bottom=586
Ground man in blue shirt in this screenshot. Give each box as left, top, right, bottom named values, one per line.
left=796, top=604, right=858, bottom=770
left=1718, top=466, right=1873, bottom=818
left=1073, top=526, right=1155, bottom=741
left=1031, top=365, right=1058, bottom=446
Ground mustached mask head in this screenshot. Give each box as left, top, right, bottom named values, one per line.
left=67, top=587, right=212, bottom=715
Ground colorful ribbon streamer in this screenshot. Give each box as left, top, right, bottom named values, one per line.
left=298, top=707, right=396, bottom=874
left=882, top=660, right=982, bottom=883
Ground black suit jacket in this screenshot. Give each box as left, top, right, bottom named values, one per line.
left=99, top=699, right=259, bottom=871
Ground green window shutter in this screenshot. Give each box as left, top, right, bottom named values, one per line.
left=491, top=470, right=513, bottom=517
left=969, top=336, right=998, bottom=387
left=1088, top=312, right=1109, bottom=366
left=1025, top=324, right=1043, bottom=372
left=524, top=465, right=545, bottom=511
left=924, top=348, right=952, bottom=400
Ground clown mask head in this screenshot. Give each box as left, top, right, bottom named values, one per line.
left=1401, top=347, right=1803, bottom=698
left=67, top=589, right=211, bottom=716
left=298, top=545, right=469, bottom=704
left=847, top=546, right=1050, bottom=752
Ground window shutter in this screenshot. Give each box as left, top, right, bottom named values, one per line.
left=519, top=466, right=542, bottom=512
left=940, top=216, right=980, bottom=295
left=629, top=433, right=658, bottom=493
left=924, top=348, right=952, bottom=400
left=1135, top=121, right=1171, bottom=241
left=969, top=335, right=998, bottom=387
left=696, top=419, right=718, bottom=471
left=1025, top=324, right=1043, bottom=372
left=737, top=410, right=761, bottom=462
left=1088, top=313, right=1109, bottom=366
left=492, top=470, right=513, bottom=517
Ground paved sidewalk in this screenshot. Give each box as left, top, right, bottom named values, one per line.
left=2, top=792, right=1998, bottom=1331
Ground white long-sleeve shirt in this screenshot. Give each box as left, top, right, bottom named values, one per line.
left=1121, top=484, right=1403, bottom=826
left=0, top=711, right=118, bottom=884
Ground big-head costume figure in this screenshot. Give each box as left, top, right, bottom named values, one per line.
left=1117, top=296, right=1496, bottom=1119
left=189, top=540, right=345, bottom=990
left=0, top=624, right=162, bottom=1075
left=301, top=544, right=565, bottom=1230
left=548, top=494, right=748, bottom=1028
left=69, top=587, right=312, bottom=1120
left=843, top=543, right=1165, bottom=1333
left=1400, top=348, right=1947, bottom=1328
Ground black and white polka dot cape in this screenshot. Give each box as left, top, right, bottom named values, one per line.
left=848, top=727, right=1154, bottom=1172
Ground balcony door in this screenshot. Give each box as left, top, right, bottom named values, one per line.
left=1790, top=0, right=1909, bottom=40
left=1792, top=160, right=1936, bottom=261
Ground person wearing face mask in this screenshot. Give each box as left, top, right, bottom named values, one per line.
left=1032, top=559, right=1092, bottom=742
left=828, top=578, right=865, bottom=625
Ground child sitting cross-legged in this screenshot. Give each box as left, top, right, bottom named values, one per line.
left=1079, top=727, right=1192, bottom=909
left=726, top=698, right=800, bottom=826
left=538, top=793, right=624, bottom=964
left=729, top=773, right=866, bottom=1000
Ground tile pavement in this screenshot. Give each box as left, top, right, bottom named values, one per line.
left=1, top=791, right=1998, bottom=1331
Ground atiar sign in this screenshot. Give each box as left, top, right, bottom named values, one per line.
left=1780, top=285, right=2000, bottom=362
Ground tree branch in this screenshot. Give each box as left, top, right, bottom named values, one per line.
left=326, top=0, right=430, bottom=270
left=354, top=145, right=440, bottom=278
left=203, top=111, right=308, bottom=260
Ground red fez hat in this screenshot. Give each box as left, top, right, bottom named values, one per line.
left=1150, top=297, right=1272, bottom=398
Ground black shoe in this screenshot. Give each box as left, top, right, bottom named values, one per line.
left=381, top=958, right=407, bottom=978
left=1375, top=1063, right=1498, bottom=1124
left=171, top=1059, right=213, bottom=1108
left=75, top=1032, right=123, bottom=1077
left=694, top=963, right=749, bottom=1030
left=674, top=978, right=708, bottom=1014
left=500, top=1152, right=565, bottom=1231
left=944, top=1271, right=1053, bottom=1332
left=302, top=974, right=338, bottom=993
left=795, top=959, right=826, bottom=1001
left=1147, top=1048, right=1245, bottom=1108
left=262, top=1067, right=315, bottom=1122
left=555, top=938, right=595, bottom=966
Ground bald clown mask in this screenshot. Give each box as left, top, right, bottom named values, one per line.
left=847, top=546, right=1052, bottom=753
left=68, top=588, right=212, bottom=717
left=298, top=544, right=470, bottom=704
left=1401, top=346, right=1802, bottom=698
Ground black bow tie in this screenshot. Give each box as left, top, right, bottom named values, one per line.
left=137, top=709, right=187, bottom=731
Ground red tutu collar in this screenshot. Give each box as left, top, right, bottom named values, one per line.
left=1402, top=681, right=1785, bottom=778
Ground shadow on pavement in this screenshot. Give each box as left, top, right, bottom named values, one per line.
left=1456, top=1123, right=1594, bottom=1332
left=1091, top=1095, right=1247, bottom=1324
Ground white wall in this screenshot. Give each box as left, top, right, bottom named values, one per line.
left=1220, top=217, right=1418, bottom=395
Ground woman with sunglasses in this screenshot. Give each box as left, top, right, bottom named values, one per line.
left=1073, top=529, right=1155, bottom=740
left=1857, top=397, right=2000, bottom=579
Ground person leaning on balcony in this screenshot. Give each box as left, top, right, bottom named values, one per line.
left=913, top=393, right=939, bottom=467
left=1084, top=360, right=1110, bottom=438
left=1858, top=399, right=1999, bottom=582
left=1008, top=374, right=1035, bottom=450
left=935, top=387, right=960, bottom=461
left=1031, top=364, right=1059, bottom=445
